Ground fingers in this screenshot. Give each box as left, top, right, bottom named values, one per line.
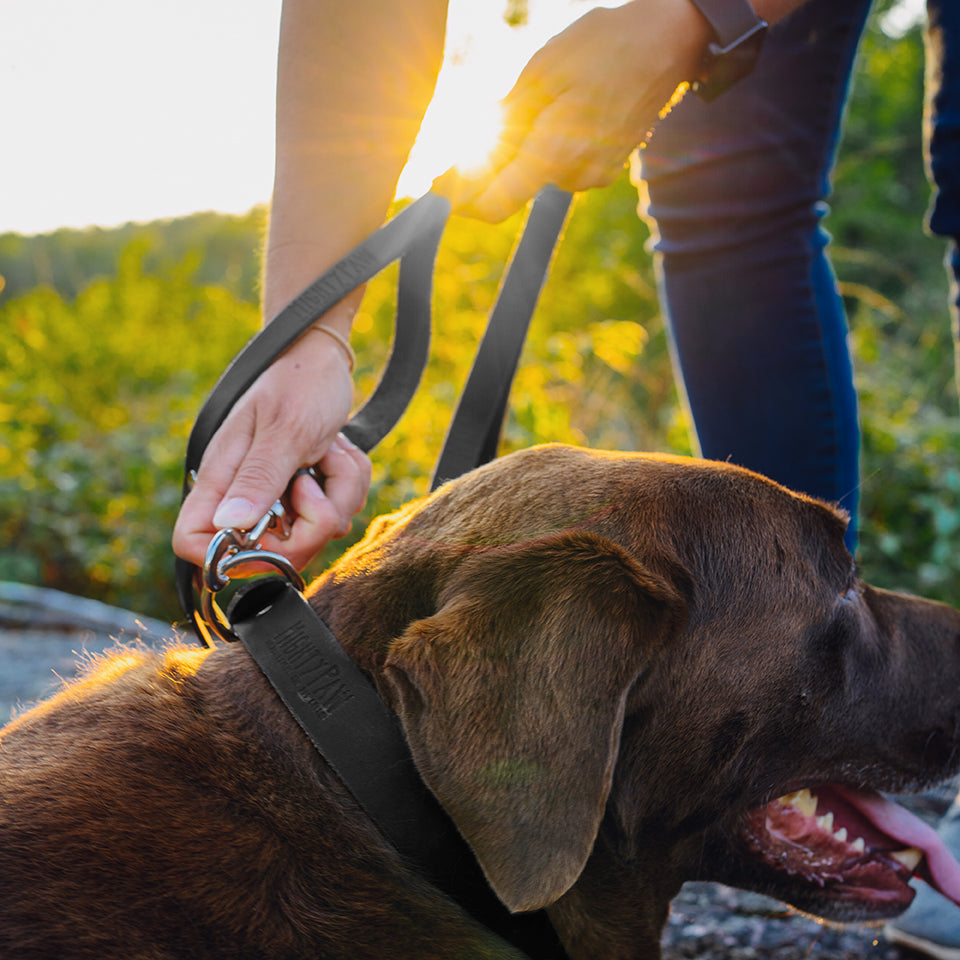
left=435, top=3, right=687, bottom=223
left=211, top=405, right=313, bottom=533
left=172, top=332, right=360, bottom=570
left=435, top=69, right=630, bottom=222
left=173, top=400, right=261, bottom=568
left=174, top=429, right=372, bottom=572
left=441, top=99, right=626, bottom=223
left=279, top=434, right=372, bottom=570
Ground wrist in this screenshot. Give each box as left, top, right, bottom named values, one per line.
left=684, top=0, right=768, bottom=100
left=272, top=320, right=357, bottom=386
left=262, top=241, right=365, bottom=330
left=306, top=322, right=356, bottom=373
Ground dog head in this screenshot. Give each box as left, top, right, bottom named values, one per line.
left=313, top=444, right=960, bottom=953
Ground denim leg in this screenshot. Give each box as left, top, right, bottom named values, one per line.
left=925, top=0, right=960, bottom=395
left=637, top=0, right=872, bottom=552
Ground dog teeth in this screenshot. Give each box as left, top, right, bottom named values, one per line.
left=891, top=847, right=923, bottom=872
left=780, top=788, right=818, bottom=817
left=776, top=791, right=872, bottom=853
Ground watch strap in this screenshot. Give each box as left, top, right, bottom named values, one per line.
left=687, top=0, right=764, bottom=47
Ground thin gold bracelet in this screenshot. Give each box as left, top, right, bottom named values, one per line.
left=309, top=322, right=356, bottom=373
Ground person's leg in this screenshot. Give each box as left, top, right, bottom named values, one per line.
left=884, top=6, right=960, bottom=956
left=924, top=0, right=960, bottom=400
left=637, top=0, right=871, bottom=552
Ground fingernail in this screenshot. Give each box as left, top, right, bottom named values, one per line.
left=302, top=475, right=327, bottom=500
left=213, top=497, right=255, bottom=529
left=333, top=433, right=354, bottom=453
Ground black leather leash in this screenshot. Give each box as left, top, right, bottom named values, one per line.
left=175, top=191, right=450, bottom=633
left=430, top=186, right=572, bottom=489
left=176, top=188, right=572, bottom=959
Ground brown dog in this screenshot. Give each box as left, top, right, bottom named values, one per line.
left=3, top=444, right=960, bottom=960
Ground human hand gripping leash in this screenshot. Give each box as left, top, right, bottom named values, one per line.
left=176, top=191, right=452, bottom=644
left=178, top=186, right=571, bottom=646
left=196, top=317, right=359, bottom=643
left=197, top=474, right=308, bottom=644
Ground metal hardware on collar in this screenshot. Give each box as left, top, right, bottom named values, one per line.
left=198, top=497, right=305, bottom=644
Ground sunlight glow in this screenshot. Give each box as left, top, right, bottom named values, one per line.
left=401, top=89, right=506, bottom=196
left=449, top=98, right=507, bottom=178
left=397, top=0, right=602, bottom=200
left=7, top=0, right=611, bottom=233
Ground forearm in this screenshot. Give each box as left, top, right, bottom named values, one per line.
left=264, top=0, right=448, bottom=324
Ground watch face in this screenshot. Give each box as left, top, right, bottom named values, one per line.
left=693, top=21, right=767, bottom=101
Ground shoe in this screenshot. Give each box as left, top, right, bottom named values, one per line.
left=886, top=804, right=960, bottom=960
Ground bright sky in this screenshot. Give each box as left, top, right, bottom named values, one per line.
left=3, top=0, right=925, bottom=236
left=2, top=1, right=598, bottom=236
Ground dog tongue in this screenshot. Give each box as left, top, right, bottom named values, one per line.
left=835, top=786, right=960, bottom=906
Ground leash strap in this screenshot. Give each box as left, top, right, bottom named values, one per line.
left=176, top=189, right=574, bottom=960
left=430, top=186, right=571, bottom=490
left=229, top=577, right=569, bottom=960
left=175, top=192, right=450, bottom=630
left=229, top=578, right=450, bottom=858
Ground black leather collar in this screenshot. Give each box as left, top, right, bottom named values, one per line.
left=229, top=578, right=570, bottom=960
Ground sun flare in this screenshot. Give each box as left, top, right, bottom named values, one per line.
left=397, top=0, right=596, bottom=200
left=398, top=78, right=507, bottom=199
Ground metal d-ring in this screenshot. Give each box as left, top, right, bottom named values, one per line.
left=216, top=548, right=305, bottom=592
left=197, top=497, right=306, bottom=643
left=199, top=547, right=306, bottom=644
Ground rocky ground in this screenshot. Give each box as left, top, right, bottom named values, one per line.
left=1, top=582, right=950, bottom=959
left=664, top=882, right=922, bottom=960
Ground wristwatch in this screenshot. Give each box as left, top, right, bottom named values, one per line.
left=687, top=0, right=768, bottom=101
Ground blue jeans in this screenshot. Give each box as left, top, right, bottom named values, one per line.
left=639, top=0, right=960, bottom=553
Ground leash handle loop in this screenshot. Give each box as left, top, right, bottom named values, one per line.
left=177, top=192, right=450, bottom=641
left=430, top=186, right=571, bottom=490
left=177, top=186, right=571, bottom=644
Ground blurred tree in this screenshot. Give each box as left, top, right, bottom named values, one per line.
left=829, top=14, right=960, bottom=598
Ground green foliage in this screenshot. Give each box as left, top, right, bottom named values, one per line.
left=0, top=243, right=261, bottom=618
left=1, top=11, right=958, bottom=619
left=829, top=17, right=960, bottom=599
left=0, top=208, right=266, bottom=304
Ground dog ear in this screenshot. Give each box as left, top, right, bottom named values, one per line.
left=383, top=531, right=682, bottom=913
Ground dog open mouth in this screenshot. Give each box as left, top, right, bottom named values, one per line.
left=740, top=785, right=960, bottom=915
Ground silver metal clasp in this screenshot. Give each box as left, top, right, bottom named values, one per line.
left=197, top=496, right=306, bottom=644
